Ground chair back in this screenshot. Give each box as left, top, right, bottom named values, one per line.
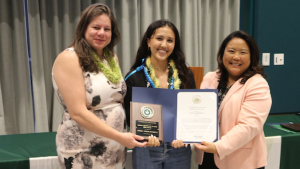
left=188, top=67, right=204, bottom=89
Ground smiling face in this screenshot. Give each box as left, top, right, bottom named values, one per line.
left=223, top=38, right=251, bottom=81
left=147, top=26, right=175, bottom=65
left=84, top=14, right=112, bottom=56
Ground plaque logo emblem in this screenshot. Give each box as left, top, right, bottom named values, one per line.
left=140, top=106, right=154, bottom=119
left=192, top=95, right=202, bottom=104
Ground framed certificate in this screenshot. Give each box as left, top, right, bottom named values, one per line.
left=176, top=92, right=218, bottom=143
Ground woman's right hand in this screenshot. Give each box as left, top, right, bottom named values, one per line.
left=193, top=141, right=218, bottom=154
left=117, top=133, right=147, bottom=149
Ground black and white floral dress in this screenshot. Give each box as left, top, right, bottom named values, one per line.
left=52, top=48, right=127, bottom=169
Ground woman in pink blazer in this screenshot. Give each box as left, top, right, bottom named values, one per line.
left=194, top=30, right=272, bottom=169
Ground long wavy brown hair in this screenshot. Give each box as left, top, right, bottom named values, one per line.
left=69, top=3, right=120, bottom=72
left=217, top=30, right=267, bottom=90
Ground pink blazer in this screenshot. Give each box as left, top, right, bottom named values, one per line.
left=196, top=71, right=272, bottom=169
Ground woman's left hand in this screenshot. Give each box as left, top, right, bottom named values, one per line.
left=193, top=141, right=218, bottom=154
left=172, top=140, right=188, bottom=148
left=146, top=135, right=160, bottom=147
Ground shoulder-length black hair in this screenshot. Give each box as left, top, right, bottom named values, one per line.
left=217, top=30, right=267, bottom=89
left=130, top=19, right=191, bottom=89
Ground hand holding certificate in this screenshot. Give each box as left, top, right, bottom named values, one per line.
left=131, top=87, right=218, bottom=143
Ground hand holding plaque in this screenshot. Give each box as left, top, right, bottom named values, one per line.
left=130, top=102, right=163, bottom=141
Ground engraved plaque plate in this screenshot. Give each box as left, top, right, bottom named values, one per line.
left=136, top=120, right=159, bottom=137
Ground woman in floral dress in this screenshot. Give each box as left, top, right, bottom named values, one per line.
left=52, top=3, right=146, bottom=169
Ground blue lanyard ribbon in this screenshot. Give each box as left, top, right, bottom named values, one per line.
left=125, top=58, right=174, bottom=89
left=124, top=59, right=145, bottom=81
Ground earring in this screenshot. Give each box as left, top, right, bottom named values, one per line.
left=148, top=47, right=151, bottom=51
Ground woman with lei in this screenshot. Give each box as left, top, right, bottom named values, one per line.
left=124, top=19, right=196, bottom=169
left=52, top=3, right=146, bottom=169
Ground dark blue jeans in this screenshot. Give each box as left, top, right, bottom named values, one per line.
left=132, top=142, right=191, bottom=169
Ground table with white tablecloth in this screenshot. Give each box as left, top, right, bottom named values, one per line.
left=1, top=114, right=299, bottom=169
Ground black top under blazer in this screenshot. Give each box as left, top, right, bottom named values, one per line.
left=124, top=68, right=196, bottom=127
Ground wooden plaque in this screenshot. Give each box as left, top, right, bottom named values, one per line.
left=130, top=102, right=163, bottom=141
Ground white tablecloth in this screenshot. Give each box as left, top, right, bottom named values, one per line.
left=30, top=137, right=280, bottom=169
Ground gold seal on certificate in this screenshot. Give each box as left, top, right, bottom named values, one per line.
left=130, top=102, right=163, bottom=141
left=192, top=95, right=202, bottom=104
